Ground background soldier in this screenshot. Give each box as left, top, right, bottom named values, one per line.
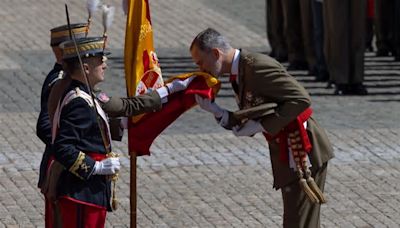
left=36, top=23, right=88, bottom=190
left=323, top=0, right=368, bottom=95
left=36, top=24, right=88, bottom=227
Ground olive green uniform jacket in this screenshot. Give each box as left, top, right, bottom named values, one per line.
left=227, top=50, right=334, bottom=189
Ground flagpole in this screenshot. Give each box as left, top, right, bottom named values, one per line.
left=130, top=151, right=137, bottom=228
left=124, top=0, right=139, bottom=225
left=124, top=0, right=157, bottom=226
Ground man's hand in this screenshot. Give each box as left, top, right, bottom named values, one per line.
left=195, top=94, right=225, bottom=118
left=92, top=157, right=121, bottom=175
left=165, top=77, right=195, bottom=94
left=96, top=91, right=110, bottom=104
left=232, top=120, right=265, bottom=137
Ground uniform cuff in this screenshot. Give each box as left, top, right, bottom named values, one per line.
left=69, top=151, right=96, bottom=180
left=156, top=86, right=169, bottom=103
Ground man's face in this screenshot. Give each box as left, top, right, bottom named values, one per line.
left=190, top=44, right=223, bottom=77
left=86, top=56, right=107, bottom=86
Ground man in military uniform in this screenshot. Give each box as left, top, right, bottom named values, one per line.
left=45, top=35, right=193, bottom=227
left=44, top=36, right=117, bottom=227
left=191, top=28, right=334, bottom=228
left=36, top=25, right=89, bottom=227
left=36, top=23, right=88, bottom=190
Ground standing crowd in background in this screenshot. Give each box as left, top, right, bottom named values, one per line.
left=266, top=0, right=400, bottom=95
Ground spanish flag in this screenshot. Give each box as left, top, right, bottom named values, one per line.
left=124, top=0, right=163, bottom=154
left=124, top=0, right=162, bottom=98
left=124, top=0, right=220, bottom=155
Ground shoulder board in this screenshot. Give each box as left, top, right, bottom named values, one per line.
left=61, top=87, right=94, bottom=108
left=48, top=70, right=64, bottom=88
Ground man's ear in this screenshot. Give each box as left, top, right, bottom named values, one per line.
left=211, top=48, right=221, bottom=59
left=83, top=63, right=90, bottom=74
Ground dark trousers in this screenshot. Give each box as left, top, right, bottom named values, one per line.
left=324, top=0, right=367, bottom=84
left=375, top=0, right=395, bottom=52
left=281, top=0, right=316, bottom=69
left=299, top=0, right=317, bottom=70
left=281, top=0, right=305, bottom=64
left=266, top=0, right=287, bottom=58
left=395, top=1, right=400, bottom=57
left=281, top=162, right=328, bottom=228
left=311, top=0, right=328, bottom=76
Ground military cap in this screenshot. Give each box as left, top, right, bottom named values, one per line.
left=50, top=23, right=88, bottom=47
left=60, top=37, right=110, bottom=60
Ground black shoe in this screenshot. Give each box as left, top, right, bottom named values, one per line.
left=376, top=49, right=390, bottom=57
left=326, top=81, right=334, bottom=89
left=349, top=84, right=368, bottom=95
left=334, top=84, right=351, bottom=95
left=287, top=61, right=308, bottom=71
left=393, top=50, right=400, bottom=61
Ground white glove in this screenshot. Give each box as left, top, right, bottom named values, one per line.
left=195, top=94, right=225, bottom=118
left=232, top=120, right=265, bottom=137
left=195, top=94, right=230, bottom=127
left=166, top=77, right=195, bottom=94
left=92, top=157, right=121, bottom=175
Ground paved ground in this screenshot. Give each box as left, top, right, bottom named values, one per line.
left=1, top=0, right=400, bottom=227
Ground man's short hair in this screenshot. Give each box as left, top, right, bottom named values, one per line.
left=190, top=28, right=231, bottom=52
left=62, top=57, right=81, bottom=75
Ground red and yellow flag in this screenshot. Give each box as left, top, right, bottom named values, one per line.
left=124, top=0, right=221, bottom=156
left=124, top=0, right=163, bottom=98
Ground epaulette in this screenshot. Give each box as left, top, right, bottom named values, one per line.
left=58, top=87, right=94, bottom=108
left=243, top=55, right=255, bottom=65
left=51, top=87, right=95, bottom=143
left=48, top=70, right=64, bottom=88
left=71, top=87, right=95, bottom=107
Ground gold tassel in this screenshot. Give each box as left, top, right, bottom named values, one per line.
left=296, top=168, right=320, bottom=204
left=107, top=151, right=119, bottom=211
left=299, top=177, right=320, bottom=204
left=111, top=178, right=119, bottom=210
left=303, top=161, right=326, bottom=204
left=306, top=176, right=326, bottom=204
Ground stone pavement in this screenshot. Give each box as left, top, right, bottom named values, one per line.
left=1, top=0, right=400, bottom=227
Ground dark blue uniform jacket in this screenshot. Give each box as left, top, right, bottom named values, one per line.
left=53, top=80, right=111, bottom=210
left=36, top=63, right=63, bottom=187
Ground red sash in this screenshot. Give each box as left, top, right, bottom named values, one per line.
left=263, top=108, right=313, bottom=162
left=86, top=152, right=107, bottom=161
